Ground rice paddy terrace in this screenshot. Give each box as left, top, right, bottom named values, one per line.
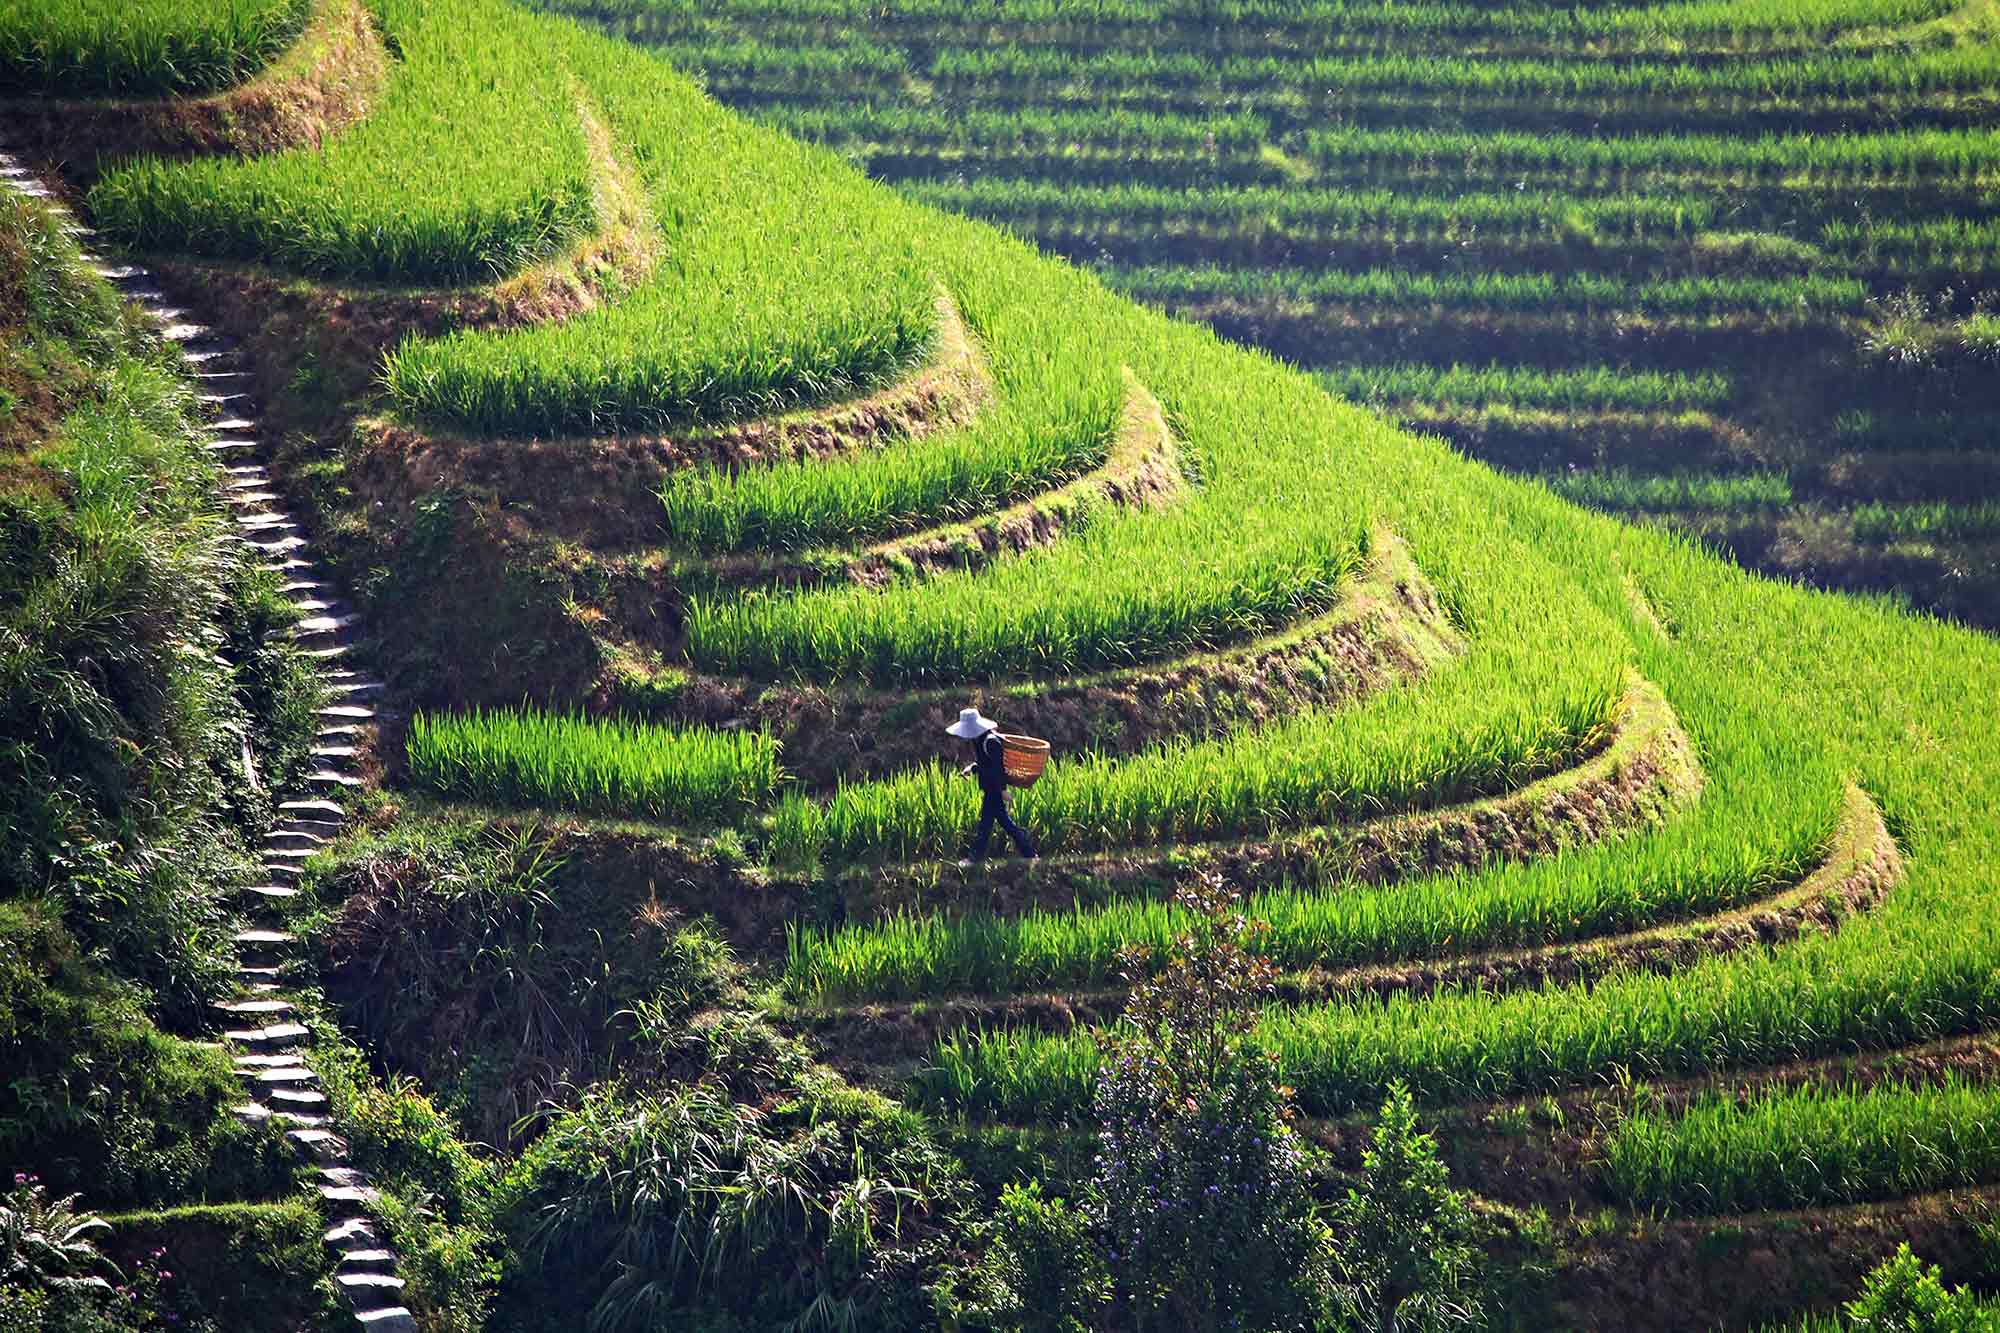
left=5, top=0, right=2000, bottom=1328
left=537, top=0, right=2000, bottom=632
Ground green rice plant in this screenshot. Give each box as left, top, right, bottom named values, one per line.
left=1320, top=364, right=1735, bottom=413
left=757, top=104, right=1271, bottom=154
left=904, top=179, right=1715, bottom=240
left=1548, top=470, right=1794, bottom=514
left=545, top=0, right=1956, bottom=39
left=1851, top=500, right=2000, bottom=543
left=767, top=655, right=1622, bottom=863
left=1304, top=126, right=2000, bottom=184
left=1105, top=264, right=1867, bottom=318
left=660, top=336, right=1121, bottom=551
left=785, top=765, right=1839, bottom=1002
left=0, top=0, right=311, bottom=96
left=405, top=707, right=781, bottom=821
left=919, top=44, right=2000, bottom=103
left=379, top=18, right=938, bottom=432
left=1602, top=1076, right=2000, bottom=1213
left=88, top=0, right=596, bottom=282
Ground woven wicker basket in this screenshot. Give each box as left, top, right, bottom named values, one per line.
left=997, top=734, right=1050, bottom=788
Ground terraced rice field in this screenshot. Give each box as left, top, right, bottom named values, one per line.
left=9, top=0, right=2000, bottom=1324
left=541, top=0, right=2000, bottom=631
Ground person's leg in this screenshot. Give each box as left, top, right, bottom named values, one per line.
left=996, top=800, right=1037, bottom=858
left=964, top=792, right=1000, bottom=862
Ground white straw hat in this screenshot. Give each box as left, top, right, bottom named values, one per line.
left=945, top=706, right=997, bottom=739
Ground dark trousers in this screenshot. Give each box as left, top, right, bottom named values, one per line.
left=966, top=787, right=1036, bottom=860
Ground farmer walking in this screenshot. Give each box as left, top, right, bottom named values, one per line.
left=948, top=706, right=1039, bottom=866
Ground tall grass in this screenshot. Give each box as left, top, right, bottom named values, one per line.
left=0, top=0, right=311, bottom=96
left=380, top=18, right=939, bottom=433
left=1106, top=264, right=1868, bottom=318
left=1851, top=501, right=2000, bottom=543
left=906, top=179, right=1715, bottom=239
left=1602, top=1077, right=2000, bottom=1213
left=660, top=361, right=1119, bottom=551
left=1304, top=126, right=2000, bottom=183
left=768, top=662, right=1622, bottom=863
left=787, top=770, right=1836, bottom=1002
left=406, top=708, right=781, bottom=821
left=1549, top=470, right=1794, bottom=514
left=89, top=0, right=596, bottom=282
left=1320, top=364, right=1734, bottom=413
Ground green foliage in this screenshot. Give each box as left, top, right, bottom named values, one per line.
left=0, top=0, right=309, bottom=96
left=1327, top=1084, right=1484, bottom=1333
left=949, top=1181, right=1109, bottom=1333
left=772, top=667, right=1617, bottom=863
left=1601, top=1077, right=2000, bottom=1213
left=406, top=707, right=782, bottom=822
left=0, top=1175, right=112, bottom=1291
left=498, top=1078, right=969, bottom=1333
left=1321, top=364, right=1735, bottom=415
left=1548, top=469, right=1794, bottom=515
left=0, top=906, right=297, bottom=1208
left=1845, top=1246, right=1999, bottom=1332
left=90, top=0, right=597, bottom=282
left=660, top=387, right=1116, bottom=552
left=1092, top=878, right=1332, bottom=1332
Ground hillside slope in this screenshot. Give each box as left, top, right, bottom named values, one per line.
left=5, top=1, right=2000, bottom=1329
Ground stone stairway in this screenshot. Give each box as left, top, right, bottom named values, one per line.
left=0, top=149, right=416, bottom=1333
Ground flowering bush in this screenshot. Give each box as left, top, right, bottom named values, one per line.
left=1092, top=876, right=1333, bottom=1332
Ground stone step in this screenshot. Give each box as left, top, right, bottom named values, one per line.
left=318, top=705, right=377, bottom=722
left=209, top=416, right=257, bottom=432
left=94, top=264, right=143, bottom=280
left=234, top=1052, right=305, bottom=1071
left=279, top=818, right=344, bottom=837
left=159, top=322, right=209, bottom=341
left=294, top=614, right=358, bottom=635
left=241, top=1065, right=318, bottom=1087
left=326, top=680, right=385, bottom=698
left=266, top=828, right=327, bottom=846
left=264, top=846, right=317, bottom=863
left=338, top=1249, right=396, bottom=1272
left=319, top=1183, right=380, bottom=1206
left=324, top=1218, right=382, bottom=1252
left=270, top=1086, right=328, bottom=1108
left=299, top=645, right=354, bottom=661
left=227, top=491, right=282, bottom=507
left=353, top=1307, right=417, bottom=1332
left=289, top=596, right=339, bottom=613
left=280, top=798, right=346, bottom=818
left=242, top=883, right=301, bottom=902
left=287, top=1128, right=349, bottom=1163
left=223, top=1022, right=310, bottom=1047
left=310, top=744, right=362, bottom=760
left=216, top=993, right=295, bottom=1015
left=337, top=1272, right=407, bottom=1302
left=237, top=513, right=298, bottom=532
left=317, top=725, right=366, bottom=740
left=236, top=964, right=284, bottom=982
left=260, top=862, right=304, bottom=880
left=306, top=769, right=365, bottom=788
left=232, top=928, right=296, bottom=947
left=204, top=439, right=261, bottom=454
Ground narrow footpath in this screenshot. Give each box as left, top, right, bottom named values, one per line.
left=0, top=145, right=417, bottom=1333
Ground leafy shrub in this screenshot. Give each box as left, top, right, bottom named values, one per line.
left=1327, top=1085, right=1484, bottom=1333
left=953, top=1181, right=1109, bottom=1333
left=498, top=1078, right=969, bottom=1333
left=1845, top=1245, right=1998, bottom=1332
left=1092, top=875, right=1332, bottom=1333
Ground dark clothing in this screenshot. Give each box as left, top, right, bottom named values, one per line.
left=967, top=787, right=1037, bottom=861
left=964, top=730, right=1036, bottom=860
left=971, top=730, right=1009, bottom=795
